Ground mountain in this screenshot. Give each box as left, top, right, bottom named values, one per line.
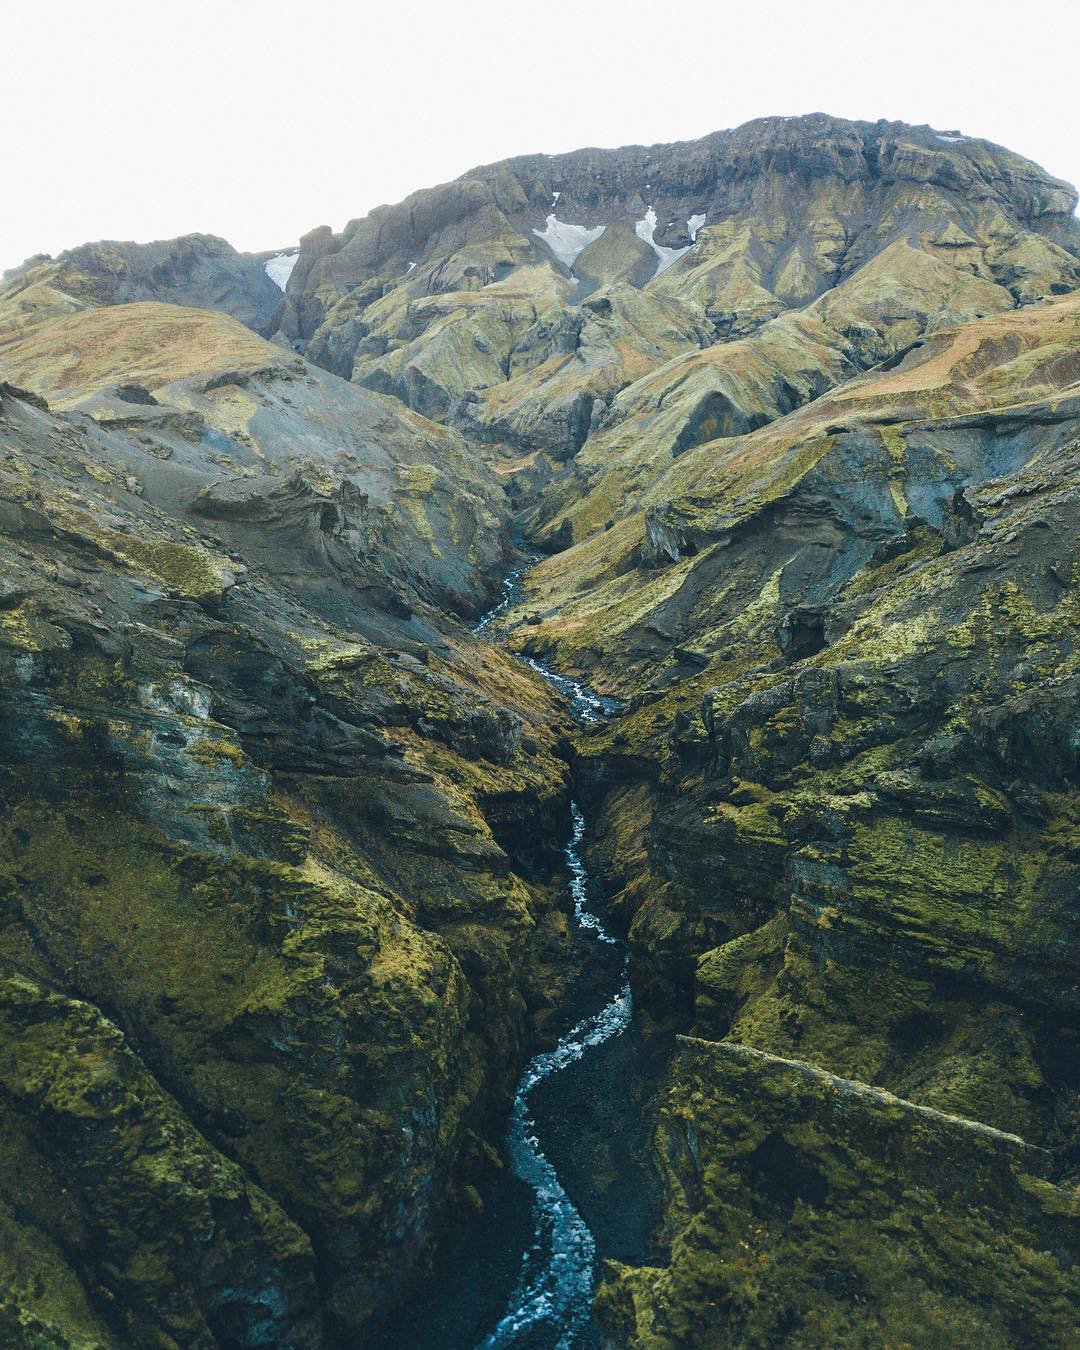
left=278, top=113, right=1079, bottom=458
left=3, top=234, right=287, bottom=336
left=0, top=113, right=1078, bottom=1347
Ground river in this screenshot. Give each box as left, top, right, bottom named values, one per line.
left=477, top=794, right=630, bottom=1349
left=378, top=557, right=657, bottom=1349
left=476, top=560, right=631, bottom=1349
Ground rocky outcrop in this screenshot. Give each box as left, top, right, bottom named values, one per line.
left=3, top=235, right=285, bottom=336
left=269, top=114, right=1078, bottom=469
left=596, top=1039, right=1079, bottom=1347
left=2, top=110, right=1080, bottom=1347
left=641, top=503, right=703, bottom=567
left=0, top=301, right=509, bottom=616
left=0, top=973, right=320, bottom=1347
left=0, top=373, right=574, bottom=1343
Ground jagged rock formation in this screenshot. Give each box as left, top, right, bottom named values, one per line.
left=1, top=111, right=1079, bottom=1346
left=568, top=423, right=1080, bottom=1342
left=3, top=234, right=286, bottom=336
left=597, top=1041, right=1077, bottom=1346
left=0, top=301, right=507, bottom=615
left=272, top=114, right=1078, bottom=472
left=0, top=365, right=575, bottom=1343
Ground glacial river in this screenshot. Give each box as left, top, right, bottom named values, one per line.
left=380, top=560, right=646, bottom=1350
left=474, top=563, right=632, bottom=1348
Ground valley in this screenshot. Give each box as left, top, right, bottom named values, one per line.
left=0, top=112, right=1078, bottom=1346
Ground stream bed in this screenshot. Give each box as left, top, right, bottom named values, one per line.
left=479, top=798, right=630, bottom=1349
left=379, top=559, right=663, bottom=1349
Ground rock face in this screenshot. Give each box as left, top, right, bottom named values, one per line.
left=0, top=301, right=508, bottom=616
left=4, top=235, right=286, bottom=336
left=0, top=972, right=320, bottom=1347
left=2, top=111, right=1080, bottom=1346
left=597, top=1040, right=1079, bottom=1347
left=271, top=114, right=1078, bottom=470
left=0, top=367, right=572, bottom=1343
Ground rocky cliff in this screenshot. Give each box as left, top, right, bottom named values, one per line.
left=0, top=353, right=573, bottom=1342
left=3, top=235, right=287, bottom=337
left=274, top=114, right=1078, bottom=464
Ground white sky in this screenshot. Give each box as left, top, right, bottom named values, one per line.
left=5, top=0, right=1078, bottom=274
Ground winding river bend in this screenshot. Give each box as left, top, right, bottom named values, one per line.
left=476, top=561, right=630, bottom=1348
left=480, top=803, right=630, bottom=1347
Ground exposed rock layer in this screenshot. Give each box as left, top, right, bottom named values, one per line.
left=0, top=375, right=574, bottom=1344
left=4, top=234, right=285, bottom=336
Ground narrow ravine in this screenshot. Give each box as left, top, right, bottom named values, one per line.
left=475, top=559, right=632, bottom=1348
left=474, top=557, right=622, bottom=723
left=377, top=556, right=648, bottom=1350
left=479, top=802, right=630, bottom=1348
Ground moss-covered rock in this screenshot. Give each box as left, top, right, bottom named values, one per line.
left=3, top=110, right=1080, bottom=1347
left=554, top=312, right=1080, bottom=1343
left=596, top=1039, right=1079, bottom=1348
left=0, top=972, right=319, bottom=1347
left=0, top=378, right=576, bottom=1343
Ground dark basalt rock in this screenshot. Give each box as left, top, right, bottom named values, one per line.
left=113, top=382, right=159, bottom=405
left=596, top=1039, right=1079, bottom=1348
left=462, top=704, right=524, bottom=765
left=55, top=233, right=286, bottom=335
left=0, top=385, right=577, bottom=1344
left=775, top=605, right=827, bottom=661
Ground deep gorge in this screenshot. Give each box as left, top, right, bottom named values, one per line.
left=0, top=109, right=1078, bottom=1347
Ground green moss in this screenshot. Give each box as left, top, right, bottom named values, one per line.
left=840, top=525, right=941, bottom=600
left=0, top=971, right=317, bottom=1346
left=695, top=915, right=786, bottom=1038
left=185, top=737, right=246, bottom=767
left=0, top=1188, right=115, bottom=1349
left=597, top=1040, right=1079, bottom=1348
left=111, top=536, right=228, bottom=603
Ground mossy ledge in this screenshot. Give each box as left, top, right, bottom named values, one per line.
left=595, top=1038, right=1079, bottom=1348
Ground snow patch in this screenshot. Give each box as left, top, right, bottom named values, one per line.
left=936, top=134, right=966, bottom=143
left=264, top=252, right=298, bottom=291
left=687, top=212, right=706, bottom=242
left=635, top=206, right=690, bottom=277
left=406, top=261, right=416, bottom=273
left=533, top=215, right=606, bottom=272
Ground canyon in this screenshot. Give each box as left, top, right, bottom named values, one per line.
left=0, top=113, right=1078, bottom=1346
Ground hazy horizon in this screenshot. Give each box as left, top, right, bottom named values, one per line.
left=5, top=0, right=1077, bottom=272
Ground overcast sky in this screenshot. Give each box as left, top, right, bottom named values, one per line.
left=5, top=0, right=1077, bottom=273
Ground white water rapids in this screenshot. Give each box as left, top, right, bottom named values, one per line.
left=473, top=563, right=630, bottom=1348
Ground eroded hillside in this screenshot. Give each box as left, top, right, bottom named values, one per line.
left=0, top=314, right=575, bottom=1342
